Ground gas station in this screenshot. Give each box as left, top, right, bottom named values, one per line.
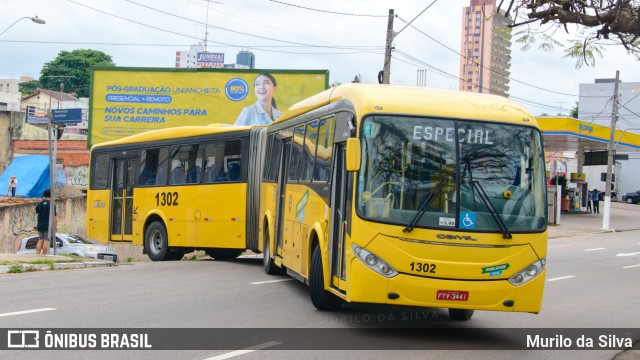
left=537, top=116, right=640, bottom=225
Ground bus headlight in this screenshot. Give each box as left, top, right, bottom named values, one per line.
left=508, top=258, right=546, bottom=286
left=352, top=244, right=398, bottom=278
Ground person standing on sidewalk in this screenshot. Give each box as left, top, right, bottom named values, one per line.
left=35, top=189, right=57, bottom=256
left=591, top=189, right=600, bottom=214
left=587, top=190, right=593, bottom=213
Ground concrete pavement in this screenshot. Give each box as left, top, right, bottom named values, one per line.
left=549, top=200, right=640, bottom=238
left=1, top=201, right=639, bottom=273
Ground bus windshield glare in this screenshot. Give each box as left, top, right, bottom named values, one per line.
left=357, top=115, right=547, bottom=233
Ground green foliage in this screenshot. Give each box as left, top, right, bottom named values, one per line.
left=513, top=30, right=605, bottom=68
left=570, top=102, right=579, bottom=118
left=8, top=264, right=24, bottom=273
left=563, top=40, right=604, bottom=69
left=29, top=258, right=54, bottom=265
left=19, top=79, right=40, bottom=96
left=39, top=49, right=115, bottom=98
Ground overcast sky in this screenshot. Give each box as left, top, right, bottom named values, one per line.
left=1, top=0, right=638, bottom=116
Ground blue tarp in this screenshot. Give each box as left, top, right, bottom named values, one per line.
left=0, top=155, right=50, bottom=198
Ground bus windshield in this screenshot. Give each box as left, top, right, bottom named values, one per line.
left=356, top=115, right=546, bottom=233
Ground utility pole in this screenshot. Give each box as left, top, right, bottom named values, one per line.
left=46, top=75, right=73, bottom=254
left=602, top=70, right=620, bottom=230
left=381, top=9, right=394, bottom=84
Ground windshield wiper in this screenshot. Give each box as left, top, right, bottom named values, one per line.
left=470, top=180, right=512, bottom=239
left=403, top=179, right=446, bottom=233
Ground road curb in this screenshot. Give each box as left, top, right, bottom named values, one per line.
left=0, top=261, right=117, bottom=274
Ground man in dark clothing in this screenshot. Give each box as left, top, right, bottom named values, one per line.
left=591, top=189, right=600, bottom=214
left=35, top=189, right=57, bottom=255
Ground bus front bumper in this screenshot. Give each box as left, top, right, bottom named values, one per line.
left=347, top=259, right=545, bottom=313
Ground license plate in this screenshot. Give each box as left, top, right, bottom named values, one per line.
left=103, top=255, right=114, bottom=261
left=436, top=290, right=469, bottom=301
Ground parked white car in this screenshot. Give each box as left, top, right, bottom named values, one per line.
left=17, top=233, right=118, bottom=262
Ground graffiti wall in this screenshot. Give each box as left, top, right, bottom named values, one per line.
left=0, top=195, right=87, bottom=253
left=65, top=166, right=88, bottom=186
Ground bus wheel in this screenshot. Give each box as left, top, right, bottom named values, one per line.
left=448, top=308, right=474, bottom=321
left=310, top=244, right=342, bottom=311
left=145, top=221, right=168, bottom=261
left=206, top=248, right=243, bottom=260
left=263, top=229, right=281, bottom=275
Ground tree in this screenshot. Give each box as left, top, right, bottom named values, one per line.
left=498, top=1, right=639, bottom=67
left=39, top=49, right=115, bottom=98
left=18, top=79, right=40, bottom=96
left=570, top=101, right=579, bottom=118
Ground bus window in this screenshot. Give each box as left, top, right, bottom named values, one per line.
left=301, top=121, right=318, bottom=182
left=267, top=135, right=282, bottom=182
left=203, top=139, right=242, bottom=183
left=170, top=144, right=202, bottom=185
left=288, top=125, right=305, bottom=182
left=138, top=148, right=169, bottom=186
left=262, top=134, right=275, bottom=181
left=313, top=117, right=334, bottom=182
left=92, top=153, right=110, bottom=189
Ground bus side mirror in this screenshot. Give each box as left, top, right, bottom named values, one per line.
left=346, top=138, right=361, bottom=172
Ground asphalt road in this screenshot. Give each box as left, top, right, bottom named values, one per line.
left=1, top=230, right=639, bottom=360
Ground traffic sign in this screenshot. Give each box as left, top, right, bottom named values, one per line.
left=52, top=108, right=82, bottom=124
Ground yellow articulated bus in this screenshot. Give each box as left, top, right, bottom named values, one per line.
left=87, top=124, right=266, bottom=261
left=259, top=84, right=547, bottom=320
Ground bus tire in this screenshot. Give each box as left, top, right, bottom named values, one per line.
left=145, top=221, right=169, bottom=261
left=310, top=244, right=342, bottom=311
left=263, top=229, right=281, bottom=275
left=206, top=248, right=243, bottom=260
left=448, top=308, right=474, bottom=321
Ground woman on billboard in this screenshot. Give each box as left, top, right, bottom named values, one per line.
left=234, top=73, right=281, bottom=126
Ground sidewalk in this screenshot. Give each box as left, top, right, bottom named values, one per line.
left=0, top=253, right=115, bottom=274
left=548, top=200, right=640, bottom=238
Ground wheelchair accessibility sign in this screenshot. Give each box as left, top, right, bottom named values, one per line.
left=460, top=212, right=476, bottom=229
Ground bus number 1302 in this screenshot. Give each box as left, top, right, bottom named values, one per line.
left=155, top=192, right=179, bottom=206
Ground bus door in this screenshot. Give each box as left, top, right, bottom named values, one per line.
left=274, top=139, right=291, bottom=263
left=329, top=143, right=349, bottom=290
left=111, top=158, right=136, bottom=242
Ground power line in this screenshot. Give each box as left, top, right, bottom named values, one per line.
left=74, top=0, right=384, bottom=49
left=267, top=0, right=386, bottom=17
left=64, top=0, right=384, bottom=55
left=125, top=0, right=346, bottom=47
left=395, top=15, right=610, bottom=99
left=190, top=0, right=334, bottom=45
left=1, top=39, right=383, bottom=56
left=394, top=49, right=569, bottom=113
left=0, top=39, right=382, bottom=50
left=620, top=104, right=640, bottom=120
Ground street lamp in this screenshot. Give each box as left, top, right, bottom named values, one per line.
left=0, top=16, right=46, bottom=37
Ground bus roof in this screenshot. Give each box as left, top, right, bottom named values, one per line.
left=275, top=83, right=537, bottom=126
left=90, top=124, right=256, bottom=149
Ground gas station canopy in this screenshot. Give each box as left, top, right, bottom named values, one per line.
left=537, top=116, right=640, bottom=154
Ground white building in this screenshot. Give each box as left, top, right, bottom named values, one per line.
left=579, top=79, right=640, bottom=194
left=0, top=76, right=33, bottom=111
left=175, top=45, right=253, bottom=69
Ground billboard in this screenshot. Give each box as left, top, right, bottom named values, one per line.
left=89, top=67, right=329, bottom=146
left=197, top=52, right=224, bottom=68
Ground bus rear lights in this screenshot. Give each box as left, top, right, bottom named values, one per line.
left=508, top=258, right=546, bottom=286
left=352, top=244, right=398, bottom=278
